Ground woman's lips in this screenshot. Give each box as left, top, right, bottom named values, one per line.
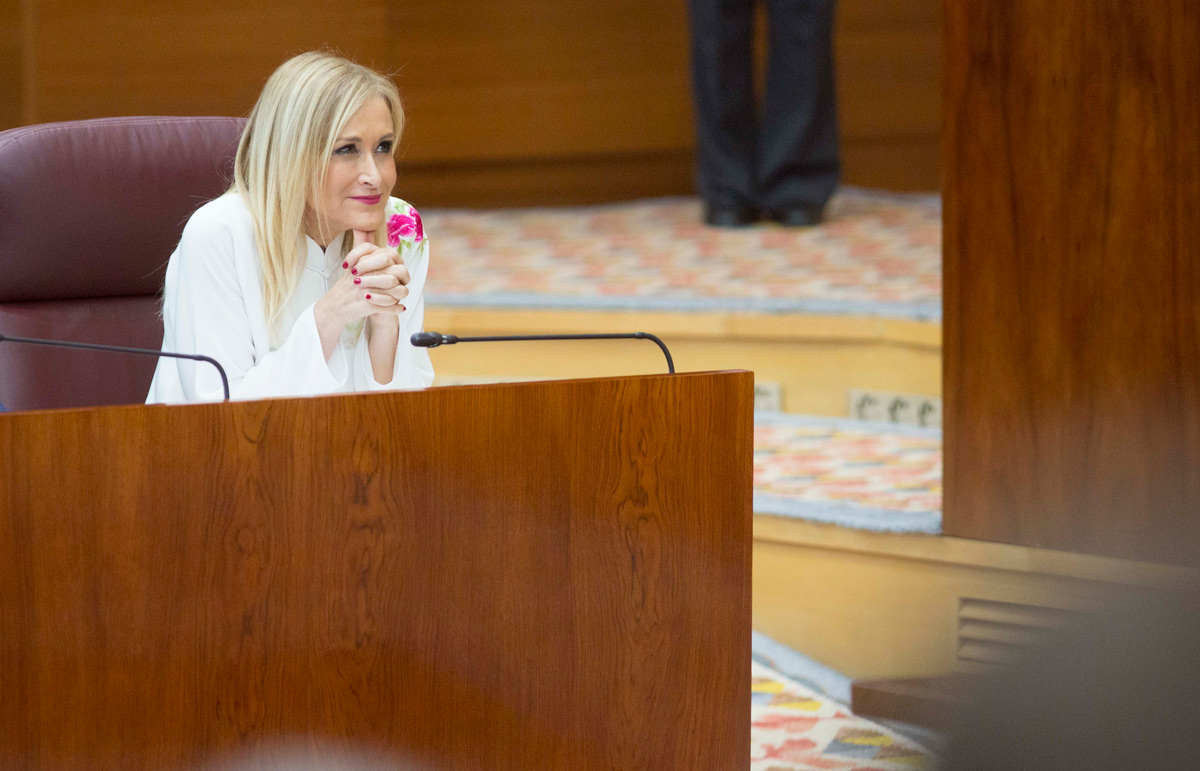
left=351, top=195, right=381, bottom=205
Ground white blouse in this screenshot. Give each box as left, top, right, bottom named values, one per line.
left=146, top=192, right=434, bottom=404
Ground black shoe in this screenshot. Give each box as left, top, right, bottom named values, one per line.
left=766, top=207, right=823, bottom=227
left=703, top=206, right=758, bottom=228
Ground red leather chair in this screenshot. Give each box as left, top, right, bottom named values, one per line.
left=0, top=116, right=245, bottom=410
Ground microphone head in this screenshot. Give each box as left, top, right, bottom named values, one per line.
left=410, top=332, right=441, bottom=348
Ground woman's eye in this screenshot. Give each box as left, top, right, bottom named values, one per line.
left=335, top=144, right=357, bottom=155
left=375, top=141, right=394, bottom=153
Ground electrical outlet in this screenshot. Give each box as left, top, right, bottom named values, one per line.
left=755, top=381, right=784, bottom=412
left=914, top=397, right=941, bottom=428
left=849, top=389, right=887, bottom=421
left=849, top=389, right=941, bottom=428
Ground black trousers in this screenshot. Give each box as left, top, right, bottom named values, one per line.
left=687, top=0, right=840, bottom=213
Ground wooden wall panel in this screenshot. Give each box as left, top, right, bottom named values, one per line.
left=391, top=0, right=693, bottom=164
left=943, top=0, right=1200, bottom=566
left=0, top=1, right=22, bottom=131
left=12, top=0, right=941, bottom=204
left=396, top=0, right=942, bottom=203
left=837, top=0, right=942, bottom=141
left=28, top=0, right=387, bottom=123
left=835, top=0, right=942, bottom=190
left=398, top=150, right=696, bottom=210
left=841, top=137, right=939, bottom=193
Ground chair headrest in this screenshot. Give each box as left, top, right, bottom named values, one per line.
left=0, top=116, right=246, bottom=302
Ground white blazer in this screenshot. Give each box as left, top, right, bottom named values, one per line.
left=146, top=192, right=434, bottom=404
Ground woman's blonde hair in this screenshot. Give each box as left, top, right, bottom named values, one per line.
left=231, top=51, right=404, bottom=342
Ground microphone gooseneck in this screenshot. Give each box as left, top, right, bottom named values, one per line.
left=0, top=333, right=232, bottom=401
left=410, top=331, right=675, bottom=374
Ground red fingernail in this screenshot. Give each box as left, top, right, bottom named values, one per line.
left=342, top=262, right=348, bottom=269
left=365, top=294, right=372, bottom=300
left=352, top=268, right=358, bottom=275
left=354, top=277, right=361, bottom=284
left=401, top=305, right=407, bottom=312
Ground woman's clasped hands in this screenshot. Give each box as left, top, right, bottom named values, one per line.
left=313, top=230, right=409, bottom=357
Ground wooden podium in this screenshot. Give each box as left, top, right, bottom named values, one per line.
left=0, top=372, right=753, bottom=770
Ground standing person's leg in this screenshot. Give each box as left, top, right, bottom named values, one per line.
left=687, top=0, right=759, bottom=226
left=758, top=0, right=840, bottom=225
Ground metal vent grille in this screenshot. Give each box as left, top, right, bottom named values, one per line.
left=956, top=597, right=1083, bottom=669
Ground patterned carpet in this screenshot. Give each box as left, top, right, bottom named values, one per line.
left=754, top=412, right=942, bottom=533
left=752, top=661, right=932, bottom=769
left=422, top=188, right=942, bottom=320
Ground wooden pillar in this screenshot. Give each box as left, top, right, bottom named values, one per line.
left=0, top=1, right=22, bottom=131
left=943, top=1, right=1200, bottom=566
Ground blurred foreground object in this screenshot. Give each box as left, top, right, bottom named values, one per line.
left=943, top=589, right=1200, bottom=771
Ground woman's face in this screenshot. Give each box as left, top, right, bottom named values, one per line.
left=309, top=96, right=397, bottom=244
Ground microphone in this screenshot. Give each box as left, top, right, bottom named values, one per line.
left=411, top=331, right=675, bottom=374
left=0, top=333, right=231, bottom=401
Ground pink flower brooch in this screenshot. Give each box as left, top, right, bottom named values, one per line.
left=387, top=206, right=425, bottom=247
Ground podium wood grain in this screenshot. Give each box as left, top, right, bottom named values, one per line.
left=0, top=372, right=753, bottom=770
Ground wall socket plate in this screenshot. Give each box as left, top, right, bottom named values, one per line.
left=848, top=389, right=941, bottom=428
left=755, top=381, right=784, bottom=412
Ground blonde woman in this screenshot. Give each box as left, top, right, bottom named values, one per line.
left=147, top=52, right=433, bottom=403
